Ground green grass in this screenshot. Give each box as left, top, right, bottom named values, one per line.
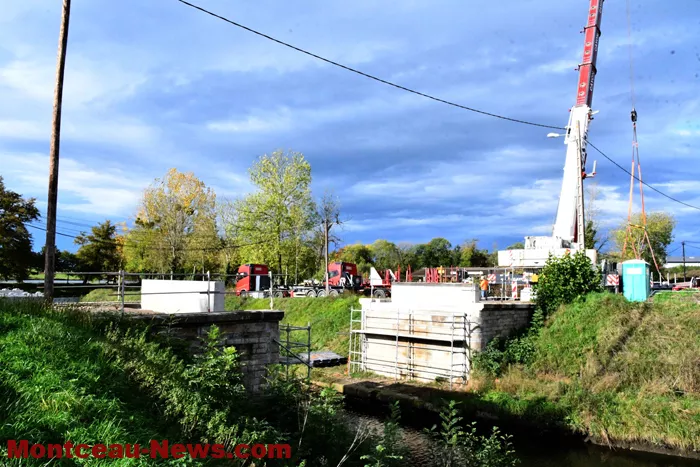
left=475, top=292, right=700, bottom=452
left=27, top=272, right=72, bottom=280
left=226, top=295, right=359, bottom=381
left=226, top=294, right=358, bottom=355
left=0, top=298, right=386, bottom=466
left=0, top=299, right=192, bottom=465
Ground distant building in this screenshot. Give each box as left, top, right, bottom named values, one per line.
left=664, top=256, right=700, bottom=269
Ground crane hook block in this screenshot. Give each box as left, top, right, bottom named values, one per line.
left=631, top=109, right=638, bottom=123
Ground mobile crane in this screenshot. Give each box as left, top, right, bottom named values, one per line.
left=498, top=0, right=604, bottom=268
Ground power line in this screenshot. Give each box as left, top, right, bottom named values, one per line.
left=173, top=0, right=700, bottom=213
left=587, top=142, right=700, bottom=212
left=26, top=223, right=266, bottom=252
left=174, top=0, right=564, bottom=130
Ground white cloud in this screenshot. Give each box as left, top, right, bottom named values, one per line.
left=207, top=115, right=293, bottom=134
left=0, top=57, right=148, bottom=109
left=652, top=180, right=700, bottom=195
left=1, top=152, right=149, bottom=218
left=0, top=120, right=46, bottom=140
left=0, top=116, right=158, bottom=151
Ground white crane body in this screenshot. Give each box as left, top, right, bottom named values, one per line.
left=498, top=0, right=604, bottom=268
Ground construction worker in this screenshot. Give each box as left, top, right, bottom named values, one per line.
left=479, top=276, right=489, bottom=300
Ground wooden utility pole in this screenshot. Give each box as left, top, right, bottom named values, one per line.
left=324, top=218, right=330, bottom=295
left=44, top=0, right=72, bottom=302
left=682, top=241, right=686, bottom=281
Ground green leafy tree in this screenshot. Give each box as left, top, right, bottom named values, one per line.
left=333, top=243, right=374, bottom=276
left=232, top=150, right=315, bottom=275
left=74, top=220, right=123, bottom=281
left=370, top=239, right=400, bottom=272
left=0, top=176, right=40, bottom=281
left=534, top=250, right=602, bottom=318
left=58, top=250, right=80, bottom=272
left=418, top=237, right=454, bottom=267
left=459, top=239, right=490, bottom=267
left=611, top=211, right=675, bottom=273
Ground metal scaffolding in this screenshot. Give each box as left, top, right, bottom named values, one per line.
left=348, top=306, right=478, bottom=389
left=277, top=323, right=312, bottom=381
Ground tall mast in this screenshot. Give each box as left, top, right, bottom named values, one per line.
left=551, top=0, right=604, bottom=247
left=576, top=0, right=605, bottom=108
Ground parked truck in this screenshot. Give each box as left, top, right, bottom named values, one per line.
left=233, top=262, right=394, bottom=298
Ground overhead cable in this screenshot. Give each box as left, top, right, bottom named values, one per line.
left=174, top=0, right=564, bottom=130
left=587, top=142, right=700, bottom=212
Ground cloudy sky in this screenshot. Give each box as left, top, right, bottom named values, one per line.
left=1, top=0, right=699, bottom=257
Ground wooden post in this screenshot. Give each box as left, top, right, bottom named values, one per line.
left=324, top=218, right=330, bottom=295
left=43, top=0, right=72, bottom=302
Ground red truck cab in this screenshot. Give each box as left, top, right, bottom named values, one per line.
left=327, top=262, right=362, bottom=289
left=235, top=264, right=271, bottom=296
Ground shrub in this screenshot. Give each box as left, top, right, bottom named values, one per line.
left=534, top=251, right=603, bottom=318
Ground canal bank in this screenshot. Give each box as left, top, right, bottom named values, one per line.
left=314, top=379, right=700, bottom=465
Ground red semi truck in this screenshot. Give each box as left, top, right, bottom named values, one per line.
left=233, top=262, right=393, bottom=298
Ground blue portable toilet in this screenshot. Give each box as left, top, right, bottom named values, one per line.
left=621, top=259, right=651, bottom=302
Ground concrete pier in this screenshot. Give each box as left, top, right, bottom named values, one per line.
left=352, top=283, right=534, bottom=384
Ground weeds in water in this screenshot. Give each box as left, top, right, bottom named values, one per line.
left=360, top=402, right=406, bottom=467
left=423, top=401, right=519, bottom=467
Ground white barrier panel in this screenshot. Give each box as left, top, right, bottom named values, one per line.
left=141, top=280, right=225, bottom=314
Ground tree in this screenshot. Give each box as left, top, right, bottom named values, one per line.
left=315, top=189, right=342, bottom=290
left=459, top=239, right=490, bottom=267
left=74, top=220, right=123, bottom=282
left=231, top=150, right=315, bottom=275
left=418, top=238, right=454, bottom=267
left=0, top=177, right=40, bottom=281
left=124, top=168, right=219, bottom=274
left=611, top=211, right=675, bottom=273
left=584, top=181, right=608, bottom=251
left=370, top=240, right=400, bottom=271
left=533, top=251, right=602, bottom=318
left=333, top=243, right=374, bottom=276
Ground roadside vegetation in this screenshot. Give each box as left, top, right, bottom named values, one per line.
left=0, top=298, right=519, bottom=466
left=471, top=252, right=700, bottom=453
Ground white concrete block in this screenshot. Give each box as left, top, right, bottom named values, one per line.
left=390, top=283, right=481, bottom=312
left=141, top=280, right=225, bottom=313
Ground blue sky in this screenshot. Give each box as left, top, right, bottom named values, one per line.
left=1, top=0, right=699, bottom=257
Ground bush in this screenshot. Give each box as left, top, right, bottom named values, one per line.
left=472, top=310, right=544, bottom=377
left=474, top=250, right=602, bottom=377
left=533, top=251, right=602, bottom=318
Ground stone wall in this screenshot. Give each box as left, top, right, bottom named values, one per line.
left=477, top=303, right=533, bottom=349
left=127, top=310, right=283, bottom=392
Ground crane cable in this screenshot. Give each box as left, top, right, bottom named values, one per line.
left=620, top=0, right=660, bottom=273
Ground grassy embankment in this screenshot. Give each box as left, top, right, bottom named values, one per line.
left=0, top=297, right=388, bottom=466
left=240, top=291, right=700, bottom=454
left=468, top=291, right=700, bottom=453
left=71, top=287, right=700, bottom=454
left=225, top=295, right=360, bottom=380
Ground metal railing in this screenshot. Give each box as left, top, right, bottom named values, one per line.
left=46, top=270, right=291, bottom=313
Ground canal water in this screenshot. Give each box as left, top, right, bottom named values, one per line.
left=344, top=404, right=700, bottom=467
